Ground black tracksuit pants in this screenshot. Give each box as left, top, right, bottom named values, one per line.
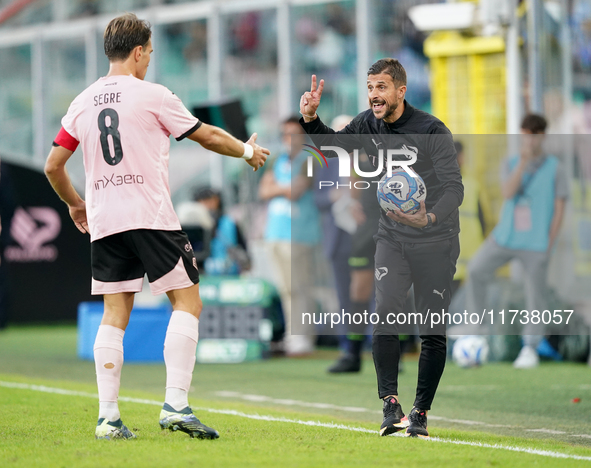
left=372, top=232, right=460, bottom=410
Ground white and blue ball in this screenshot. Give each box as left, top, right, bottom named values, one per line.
left=452, top=336, right=489, bottom=368
left=377, top=169, right=426, bottom=215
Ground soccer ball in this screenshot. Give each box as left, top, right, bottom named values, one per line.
left=376, top=169, right=426, bottom=215
left=452, top=336, right=489, bottom=368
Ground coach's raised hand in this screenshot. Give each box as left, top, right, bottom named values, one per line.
left=299, top=75, right=324, bottom=122
left=245, top=133, right=270, bottom=172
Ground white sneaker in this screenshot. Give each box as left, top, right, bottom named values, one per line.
left=285, top=335, right=315, bottom=356
left=513, top=346, right=539, bottom=369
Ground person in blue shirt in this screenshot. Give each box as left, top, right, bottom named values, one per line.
left=466, top=114, right=568, bottom=368
left=193, top=187, right=250, bottom=276
left=259, top=116, right=320, bottom=356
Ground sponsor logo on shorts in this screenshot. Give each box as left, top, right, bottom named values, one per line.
left=185, top=243, right=193, bottom=252
left=375, top=266, right=388, bottom=281
left=193, top=258, right=198, bottom=270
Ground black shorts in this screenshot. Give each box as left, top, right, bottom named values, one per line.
left=90, top=229, right=199, bottom=296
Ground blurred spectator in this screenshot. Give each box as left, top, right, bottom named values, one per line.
left=183, top=22, right=207, bottom=62
left=177, top=187, right=250, bottom=276
left=327, top=150, right=382, bottom=373
left=573, top=0, right=591, bottom=72
left=313, top=115, right=353, bottom=358
left=326, top=4, right=354, bottom=36
left=295, top=12, right=353, bottom=74
left=259, top=116, right=320, bottom=356
left=194, top=187, right=250, bottom=276
left=465, top=114, right=568, bottom=369
left=231, top=12, right=260, bottom=56
left=72, top=0, right=99, bottom=18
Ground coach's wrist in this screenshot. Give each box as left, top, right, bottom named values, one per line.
left=422, top=213, right=434, bottom=229
left=300, top=110, right=318, bottom=123
left=68, top=197, right=85, bottom=209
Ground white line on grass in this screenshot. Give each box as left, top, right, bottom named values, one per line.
left=2, top=381, right=591, bottom=462
left=214, top=391, right=586, bottom=436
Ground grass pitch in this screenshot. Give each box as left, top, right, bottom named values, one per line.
left=1, top=325, right=591, bottom=467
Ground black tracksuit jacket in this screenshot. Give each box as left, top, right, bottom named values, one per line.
left=300, top=100, right=464, bottom=243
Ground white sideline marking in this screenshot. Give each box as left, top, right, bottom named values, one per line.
left=214, top=391, right=586, bottom=437
left=527, top=429, right=567, bottom=435
left=441, top=385, right=497, bottom=391
left=2, top=381, right=591, bottom=462
left=216, top=391, right=373, bottom=414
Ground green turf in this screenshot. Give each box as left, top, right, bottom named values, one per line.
left=1, top=325, right=591, bottom=467
left=2, top=376, right=591, bottom=468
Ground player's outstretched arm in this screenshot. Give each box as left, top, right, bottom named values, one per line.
left=187, top=123, right=270, bottom=171
left=299, top=74, right=324, bottom=123
left=44, top=146, right=89, bottom=234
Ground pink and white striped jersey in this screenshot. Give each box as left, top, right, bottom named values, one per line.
left=58, top=74, right=201, bottom=241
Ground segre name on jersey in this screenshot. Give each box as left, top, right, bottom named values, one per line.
left=94, top=92, right=122, bottom=106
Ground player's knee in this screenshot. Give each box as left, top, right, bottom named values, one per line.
left=178, top=297, right=202, bottom=319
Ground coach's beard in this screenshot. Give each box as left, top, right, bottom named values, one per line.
left=370, top=98, right=398, bottom=121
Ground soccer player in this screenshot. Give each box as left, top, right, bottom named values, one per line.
left=44, top=13, right=269, bottom=440
left=299, top=59, right=463, bottom=438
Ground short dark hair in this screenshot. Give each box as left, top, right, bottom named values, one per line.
left=283, top=116, right=301, bottom=126
left=193, top=187, right=220, bottom=202
left=104, top=13, right=151, bottom=62
left=367, top=58, right=407, bottom=87
left=520, top=113, right=547, bottom=134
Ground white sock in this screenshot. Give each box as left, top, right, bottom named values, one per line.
left=94, top=325, right=125, bottom=421
left=165, top=387, right=189, bottom=411
left=163, top=310, right=199, bottom=411
left=99, top=401, right=120, bottom=422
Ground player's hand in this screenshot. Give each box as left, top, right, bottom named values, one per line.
left=69, top=201, right=89, bottom=234
left=299, top=75, right=324, bottom=122
left=245, top=133, right=270, bottom=172
left=386, top=201, right=433, bottom=229
left=519, top=133, right=540, bottom=164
